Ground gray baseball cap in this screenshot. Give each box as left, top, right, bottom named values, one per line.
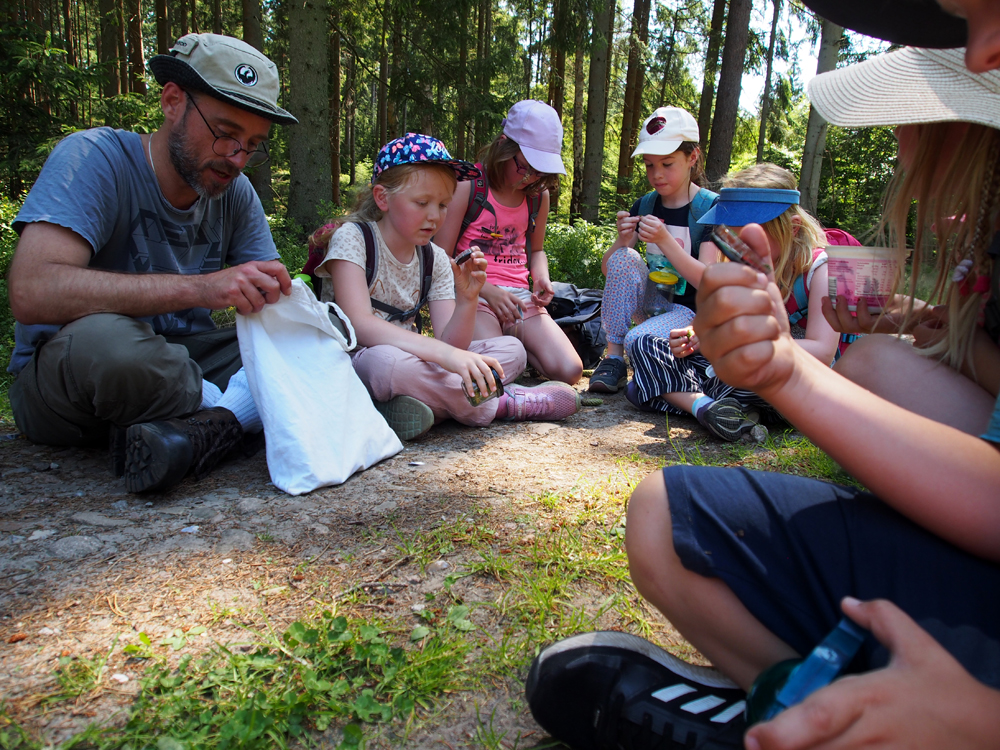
left=149, top=33, right=297, bottom=125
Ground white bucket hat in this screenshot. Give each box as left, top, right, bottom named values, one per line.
left=632, top=107, right=700, bottom=157
left=502, top=100, right=567, bottom=175
left=806, top=47, right=1000, bottom=129
left=149, top=33, right=297, bottom=125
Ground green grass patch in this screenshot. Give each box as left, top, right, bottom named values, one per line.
left=22, top=611, right=472, bottom=750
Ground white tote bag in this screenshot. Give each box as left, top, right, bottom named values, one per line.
left=237, top=278, right=403, bottom=495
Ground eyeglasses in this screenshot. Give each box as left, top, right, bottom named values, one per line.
left=513, top=152, right=537, bottom=178
left=186, top=92, right=270, bottom=168
left=646, top=116, right=666, bottom=135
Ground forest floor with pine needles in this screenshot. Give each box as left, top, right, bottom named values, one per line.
left=0, top=371, right=858, bottom=750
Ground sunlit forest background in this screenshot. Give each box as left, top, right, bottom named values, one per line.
left=1, top=0, right=902, bottom=386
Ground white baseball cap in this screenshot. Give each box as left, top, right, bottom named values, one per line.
left=632, top=107, right=700, bottom=157
left=502, top=100, right=567, bottom=175
left=149, top=33, right=297, bottom=125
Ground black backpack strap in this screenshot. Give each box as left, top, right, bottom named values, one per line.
left=368, top=242, right=436, bottom=329
left=358, top=221, right=378, bottom=289
left=525, top=193, right=542, bottom=254
left=460, top=164, right=497, bottom=239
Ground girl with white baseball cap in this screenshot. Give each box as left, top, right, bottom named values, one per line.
left=587, top=106, right=719, bottom=397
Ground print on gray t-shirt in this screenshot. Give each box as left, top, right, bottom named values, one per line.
left=8, top=127, right=278, bottom=375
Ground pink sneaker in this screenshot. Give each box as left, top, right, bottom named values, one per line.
left=497, top=382, right=581, bottom=421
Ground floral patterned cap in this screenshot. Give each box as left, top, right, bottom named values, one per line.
left=373, top=133, right=480, bottom=182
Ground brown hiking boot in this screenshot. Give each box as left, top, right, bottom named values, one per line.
left=123, top=407, right=244, bottom=493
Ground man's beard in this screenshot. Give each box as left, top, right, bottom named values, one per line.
left=167, top=118, right=240, bottom=200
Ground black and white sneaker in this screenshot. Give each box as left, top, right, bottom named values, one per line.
left=526, top=631, right=747, bottom=750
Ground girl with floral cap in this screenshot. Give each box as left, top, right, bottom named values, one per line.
left=312, top=133, right=580, bottom=441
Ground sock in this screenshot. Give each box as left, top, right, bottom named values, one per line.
left=605, top=354, right=624, bottom=361
left=216, top=368, right=261, bottom=433
left=692, top=395, right=715, bottom=425
left=200, top=379, right=223, bottom=409
left=496, top=391, right=513, bottom=420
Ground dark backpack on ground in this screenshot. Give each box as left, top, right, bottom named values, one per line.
left=302, top=221, right=435, bottom=328
left=460, top=163, right=543, bottom=254
left=546, top=282, right=606, bottom=369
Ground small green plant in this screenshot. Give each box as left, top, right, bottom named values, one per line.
left=61, top=611, right=471, bottom=750
left=544, top=219, right=617, bottom=290
left=53, top=635, right=119, bottom=699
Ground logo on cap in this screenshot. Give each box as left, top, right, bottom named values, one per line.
left=234, top=64, right=258, bottom=87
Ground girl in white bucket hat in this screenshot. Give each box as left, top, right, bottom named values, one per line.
left=620, top=45, right=1000, bottom=750
left=436, top=100, right=584, bottom=386
left=805, top=45, right=1000, bottom=434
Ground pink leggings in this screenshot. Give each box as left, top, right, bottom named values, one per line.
left=350, top=336, right=527, bottom=426
left=603, top=247, right=693, bottom=345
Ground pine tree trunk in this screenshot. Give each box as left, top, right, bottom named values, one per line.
left=63, top=0, right=75, bottom=63
left=659, top=8, right=678, bottom=104
left=615, top=0, right=650, bottom=201
left=211, top=0, right=220, bottom=34
left=457, top=0, right=468, bottom=159
left=377, top=0, right=389, bottom=148
left=602, top=2, right=614, bottom=128
left=99, top=0, right=120, bottom=97
left=117, top=0, right=129, bottom=93
left=705, top=0, right=751, bottom=183
left=242, top=0, right=272, bottom=211
left=581, top=0, right=611, bottom=223
left=330, top=10, right=341, bottom=205
left=190, top=0, right=198, bottom=33
left=180, top=0, right=188, bottom=36
left=696, top=0, right=725, bottom=151
left=386, top=7, right=402, bottom=140
left=127, top=0, right=146, bottom=93
left=155, top=0, right=169, bottom=52
left=569, top=43, right=584, bottom=222
left=800, top=18, right=842, bottom=215
left=755, top=0, right=780, bottom=163
left=288, top=0, right=332, bottom=231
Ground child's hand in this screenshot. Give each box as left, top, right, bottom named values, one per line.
left=636, top=215, right=671, bottom=248
left=481, top=284, right=526, bottom=327
left=531, top=277, right=555, bottom=306
left=616, top=211, right=640, bottom=244
left=821, top=293, right=931, bottom=336
left=746, top=598, right=1000, bottom=750
left=439, top=348, right=504, bottom=399
left=452, top=246, right=488, bottom=301
left=668, top=327, right=698, bottom=358
left=694, top=225, right=796, bottom=396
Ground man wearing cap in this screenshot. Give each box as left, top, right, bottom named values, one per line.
left=7, top=33, right=296, bottom=494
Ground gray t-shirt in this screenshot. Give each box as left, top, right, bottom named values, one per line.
left=8, top=127, right=278, bottom=374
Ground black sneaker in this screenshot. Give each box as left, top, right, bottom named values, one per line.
left=123, top=407, right=244, bottom=493
left=526, top=631, right=747, bottom=750
left=700, top=398, right=768, bottom=444
left=589, top=357, right=628, bottom=393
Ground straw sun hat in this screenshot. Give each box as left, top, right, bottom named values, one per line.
left=806, top=47, right=1000, bottom=130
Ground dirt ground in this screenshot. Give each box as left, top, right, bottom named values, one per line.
left=0, top=376, right=742, bottom=748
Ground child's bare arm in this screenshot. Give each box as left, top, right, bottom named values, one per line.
left=601, top=212, right=641, bottom=274
left=327, top=258, right=500, bottom=398
left=795, top=262, right=840, bottom=365
left=433, top=179, right=472, bottom=256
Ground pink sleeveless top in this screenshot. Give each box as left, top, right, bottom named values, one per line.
left=455, top=187, right=531, bottom=289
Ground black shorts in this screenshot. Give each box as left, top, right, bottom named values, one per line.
left=664, top=465, right=1000, bottom=687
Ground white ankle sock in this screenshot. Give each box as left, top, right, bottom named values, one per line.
left=216, top=368, right=261, bottom=433
left=200, top=379, right=223, bottom=409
